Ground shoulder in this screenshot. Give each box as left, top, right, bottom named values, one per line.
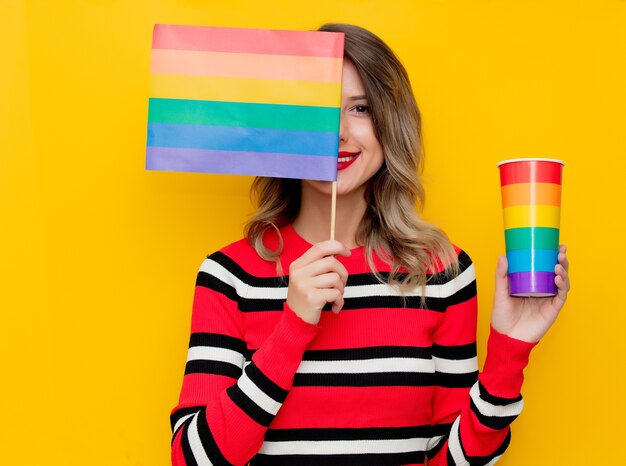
left=426, top=245, right=476, bottom=302
left=454, top=245, right=474, bottom=274
left=200, top=236, right=280, bottom=281
left=445, top=245, right=477, bottom=303
left=428, top=244, right=474, bottom=275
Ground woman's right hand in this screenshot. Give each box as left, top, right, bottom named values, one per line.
left=286, top=240, right=351, bottom=325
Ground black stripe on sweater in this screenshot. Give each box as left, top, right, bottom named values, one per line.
left=432, top=342, right=477, bottom=360
left=194, top=407, right=235, bottom=466
left=478, top=381, right=523, bottom=406
left=293, top=371, right=436, bottom=387
left=209, top=251, right=469, bottom=289
left=189, top=332, right=247, bottom=353
left=180, top=420, right=199, bottom=466
left=445, top=279, right=477, bottom=307
left=470, top=398, right=519, bottom=430
left=302, top=345, right=432, bottom=361
left=457, top=250, right=473, bottom=271
left=208, top=252, right=287, bottom=288
left=435, top=371, right=478, bottom=389
left=247, top=346, right=473, bottom=363
left=226, top=383, right=275, bottom=427
left=252, top=451, right=426, bottom=466
left=449, top=427, right=511, bottom=466
left=184, top=360, right=242, bottom=379
left=208, top=249, right=473, bottom=284
left=234, top=295, right=453, bottom=313
left=264, top=425, right=434, bottom=441
left=170, top=406, right=201, bottom=433
left=246, top=362, right=289, bottom=403
left=196, top=272, right=239, bottom=302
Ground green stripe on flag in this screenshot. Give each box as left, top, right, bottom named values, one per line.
left=148, top=98, right=340, bottom=132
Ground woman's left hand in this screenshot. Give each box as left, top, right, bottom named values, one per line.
left=491, top=245, right=570, bottom=343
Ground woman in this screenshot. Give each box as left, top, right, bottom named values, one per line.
left=170, top=24, right=570, bottom=466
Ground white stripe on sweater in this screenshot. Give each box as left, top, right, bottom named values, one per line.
left=187, top=346, right=245, bottom=368
left=297, top=357, right=435, bottom=374
left=433, top=356, right=478, bottom=374
left=470, top=383, right=524, bottom=418
left=237, top=370, right=282, bottom=416
left=259, top=436, right=431, bottom=455
left=187, top=412, right=214, bottom=466
left=343, top=264, right=476, bottom=299
left=173, top=412, right=196, bottom=436
left=201, top=259, right=476, bottom=301
left=448, top=417, right=468, bottom=466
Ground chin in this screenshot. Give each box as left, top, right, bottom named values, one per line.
left=303, top=179, right=335, bottom=196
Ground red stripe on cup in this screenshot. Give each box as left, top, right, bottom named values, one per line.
left=499, top=159, right=563, bottom=186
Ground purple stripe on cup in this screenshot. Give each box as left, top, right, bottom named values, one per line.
left=508, top=271, right=557, bottom=297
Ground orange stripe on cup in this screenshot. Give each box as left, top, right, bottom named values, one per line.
left=501, top=182, right=561, bottom=208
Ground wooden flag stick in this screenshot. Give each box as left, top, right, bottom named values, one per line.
left=330, top=181, right=337, bottom=241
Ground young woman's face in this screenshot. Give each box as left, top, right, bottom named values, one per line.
left=305, top=59, right=384, bottom=197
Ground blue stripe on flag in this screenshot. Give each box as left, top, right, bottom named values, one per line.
left=147, top=123, right=338, bottom=157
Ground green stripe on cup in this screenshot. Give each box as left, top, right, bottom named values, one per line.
left=505, top=227, right=560, bottom=251
left=148, top=98, right=340, bottom=132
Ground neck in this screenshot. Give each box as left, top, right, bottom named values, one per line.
left=292, top=182, right=368, bottom=248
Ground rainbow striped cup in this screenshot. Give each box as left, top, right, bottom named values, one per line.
left=498, top=158, right=565, bottom=297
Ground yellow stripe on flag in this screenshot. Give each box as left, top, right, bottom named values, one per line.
left=503, top=205, right=561, bottom=229
left=149, top=74, right=341, bottom=107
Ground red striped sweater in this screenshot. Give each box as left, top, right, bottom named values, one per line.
left=171, top=224, right=536, bottom=466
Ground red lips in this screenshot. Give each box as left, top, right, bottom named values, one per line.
left=337, top=151, right=361, bottom=171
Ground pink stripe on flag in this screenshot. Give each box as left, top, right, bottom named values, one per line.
left=152, top=24, right=344, bottom=57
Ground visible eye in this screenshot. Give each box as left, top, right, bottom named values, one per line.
left=353, top=104, right=370, bottom=114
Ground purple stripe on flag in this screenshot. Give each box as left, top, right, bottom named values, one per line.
left=146, top=146, right=337, bottom=181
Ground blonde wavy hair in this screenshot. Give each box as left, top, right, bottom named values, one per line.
left=245, top=23, right=459, bottom=296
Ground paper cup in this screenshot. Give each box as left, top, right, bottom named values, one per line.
left=497, top=158, right=564, bottom=297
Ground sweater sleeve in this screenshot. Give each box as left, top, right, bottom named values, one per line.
left=170, top=253, right=319, bottom=466
left=428, top=251, right=536, bottom=466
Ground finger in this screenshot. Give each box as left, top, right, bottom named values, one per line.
left=558, top=251, right=569, bottom=273
left=310, top=272, right=345, bottom=292
left=553, top=273, right=568, bottom=308
left=319, top=289, right=344, bottom=313
left=300, top=256, right=348, bottom=281
left=552, top=260, right=570, bottom=305
left=555, top=263, right=570, bottom=292
left=331, top=297, right=344, bottom=314
left=336, top=261, right=349, bottom=286
left=297, top=240, right=351, bottom=266
left=494, top=255, right=509, bottom=295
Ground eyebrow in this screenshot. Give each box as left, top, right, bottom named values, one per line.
left=347, top=95, right=368, bottom=101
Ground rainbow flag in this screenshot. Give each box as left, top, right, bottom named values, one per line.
left=146, top=25, right=344, bottom=181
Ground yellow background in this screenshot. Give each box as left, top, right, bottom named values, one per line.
left=2, top=0, right=624, bottom=464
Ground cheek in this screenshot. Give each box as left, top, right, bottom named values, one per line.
left=353, top=121, right=382, bottom=152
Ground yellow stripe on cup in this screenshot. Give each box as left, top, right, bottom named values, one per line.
left=503, top=205, right=561, bottom=229
left=501, top=182, right=561, bottom=208
left=149, top=73, right=342, bottom=107
left=150, top=49, right=344, bottom=83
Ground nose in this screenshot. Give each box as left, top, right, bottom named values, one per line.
left=338, top=110, right=348, bottom=143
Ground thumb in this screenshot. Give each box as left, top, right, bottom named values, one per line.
left=494, top=255, right=509, bottom=296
